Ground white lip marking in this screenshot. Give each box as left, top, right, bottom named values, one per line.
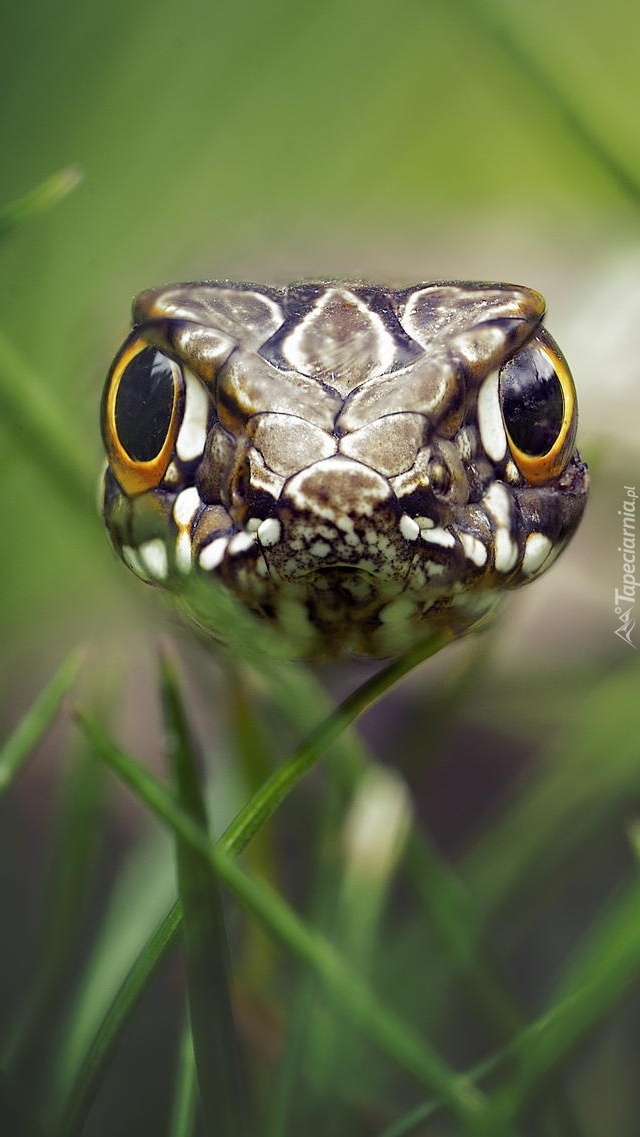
left=494, top=530, right=518, bottom=573
left=309, top=540, right=331, bottom=557
left=173, top=486, right=201, bottom=526
left=483, top=483, right=518, bottom=573
left=199, top=537, right=228, bottom=570
left=175, top=531, right=193, bottom=573
left=422, top=527, right=455, bottom=549
left=400, top=515, right=420, bottom=541
left=176, top=368, right=209, bottom=462
left=522, top=532, right=553, bottom=574
left=460, top=532, right=488, bottom=567
left=139, top=539, right=168, bottom=580
left=257, top=518, right=281, bottom=548
left=477, top=370, right=507, bottom=462
left=122, top=545, right=149, bottom=579
left=228, top=531, right=256, bottom=555
left=484, top=482, right=512, bottom=528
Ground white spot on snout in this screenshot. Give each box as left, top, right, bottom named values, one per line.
left=228, top=531, right=256, bottom=555
left=483, top=482, right=511, bottom=528
left=522, top=532, right=553, bottom=574
left=400, top=515, right=420, bottom=541
left=139, top=539, right=168, bottom=580
left=175, top=532, right=193, bottom=573
left=483, top=482, right=518, bottom=573
left=122, top=545, right=150, bottom=580
left=422, top=527, right=455, bottom=549
left=199, top=537, right=228, bottom=570
left=460, top=532, right=488, bottom=567
left=173, top=486, right=201, bottom=526
left=310, top=540, right=331, bottom=557
left=257, top=518, right=281, bottom=548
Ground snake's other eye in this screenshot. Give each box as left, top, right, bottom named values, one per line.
left=102, top=338, right=184, bottom=496
left=498, top=336, right=577, bottom=485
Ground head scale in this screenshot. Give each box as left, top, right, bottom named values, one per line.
left=101, top=280, right=589, bottom=658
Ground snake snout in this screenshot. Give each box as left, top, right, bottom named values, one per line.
left=259, top=456, right=411, bottom=583
left=283, top=456, right=394, bottom=521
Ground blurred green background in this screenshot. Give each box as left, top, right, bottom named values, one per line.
left=2, top=0, right=639, bottom=654
left=1, top=0, right=640, bottom=1134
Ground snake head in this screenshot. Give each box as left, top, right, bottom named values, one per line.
left=100, top=280, right=589, bottom=659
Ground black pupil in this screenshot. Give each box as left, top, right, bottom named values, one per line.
left=115, top=347, right=175, bottom=462
left=499, top=347, right=564, bottom=456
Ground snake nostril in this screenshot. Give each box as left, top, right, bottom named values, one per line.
left=427, top=457, right=451, bottom=495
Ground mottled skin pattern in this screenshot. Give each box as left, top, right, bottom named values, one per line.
left=101, top=281, right=589, bottom=659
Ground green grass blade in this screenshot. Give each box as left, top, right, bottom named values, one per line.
left=250, top=650, right=523, bottom=1039
left=379, top=873, right=640, bottom=1135
left=55, top=901, right=182, bottom=1137
left=402, top=828, right=521, bottom=1036
left=75, top=709, right=492, bottom=1128
left=375, top=996, right=581, bottom=1137
left=0, top=329, right=95, bottom=520
left=224, top=667, right=278, bottom=988
left=0, top=649, right=83, bottom=797
left=266, top=744, right=349, bottom=1137
left=221, top=631, right=451, bottom=855
left=168, top=1014, right=198, bottom=1137
left=0, top=168, right=83, bottom=242
left=3, top=742, right=105, bottom=1077
left=60, top=638, right=505, bottom=1137
left=160, top=655, right=247, bottom=1137
left=490, top=878, right=640, bottom=1125
left=300, top=766, right=413, bottom=1136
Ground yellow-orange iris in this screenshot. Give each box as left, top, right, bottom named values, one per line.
left=502, top=337, right=577, bottom=486
left=101, top=336, right=183, bottom=497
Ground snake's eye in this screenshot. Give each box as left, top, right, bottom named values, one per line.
left=102, top=337, right=184, bottom=496
left=498, top=335, right=577, bottom=485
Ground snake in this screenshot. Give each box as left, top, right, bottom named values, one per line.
left=100, top=280, right=589, bottom=659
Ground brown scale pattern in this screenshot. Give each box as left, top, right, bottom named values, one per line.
left=101, top=281, right=589, bottom=658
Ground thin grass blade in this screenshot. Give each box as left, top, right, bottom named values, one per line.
left=300, top=766, right=413, bottom=1136
left=160, top=654, right=247, bottom=1136
left=168, top=1013, right=198, bottom=1137
left=3, top=742, right=105, bottom=1077
left=60, top=635, right=522, bottom=1137
left=0, top=168, right=83, bottom=242
left=221, top=631, right=451, bottom=855
left=0, top=649, right=83, bottom=797
left=61, top=637, right=509, bottom=1137
left=378, top=873, right=640, bottom=1135
left=54, top=901, right=182, bottom=1137
left=490, top=877, right=640, bottom=1125
left=75, top=709, right=492, bottom=1127
left=249, top=650, right=523, bottom=1038
left=225, top=667, right=278, bottom=988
